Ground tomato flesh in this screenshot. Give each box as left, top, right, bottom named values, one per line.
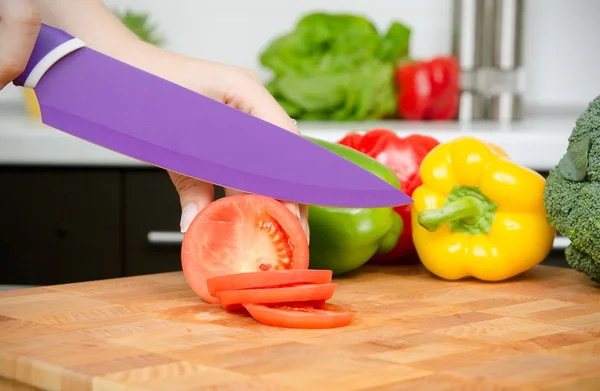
left=206, top=269, right=332, bottom=297
left=181, top=194, right=309, bottom=304
left=216, top=283, right=337, bottom=310
left=243, top=302, right=355, bottom=329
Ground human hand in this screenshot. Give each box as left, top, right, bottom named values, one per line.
left=111, top=43, right=309, bottom=239
left=0, top=0, right=41, bottom=89
left=1, top=0, right=309, bottom=240
left=168, top=59, right=309, bottom=238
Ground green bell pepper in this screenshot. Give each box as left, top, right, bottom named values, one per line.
left=304, top=136, right=404, bottom=275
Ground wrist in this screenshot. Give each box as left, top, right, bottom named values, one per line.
left=34, top=0, right=229, bottom=103
left=33, top=0, right=191, bottom=84
left=34, top=0, right=139, bottom=58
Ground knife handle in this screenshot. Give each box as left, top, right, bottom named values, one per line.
left=13, top=23, right=86, bottom=89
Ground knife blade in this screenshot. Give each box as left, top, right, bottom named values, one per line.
left=12, top=24, right=413, bottom=208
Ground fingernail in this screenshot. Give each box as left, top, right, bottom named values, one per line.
left=180, top=202, right=198, bottom=233
left=304, top=221, right=310, bottom=245
left=296, top=208, right=310, bottom=244
left=284, top=203, right=308, bottom=243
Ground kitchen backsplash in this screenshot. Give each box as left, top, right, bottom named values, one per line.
left=1, top=0, right=598, bottom=110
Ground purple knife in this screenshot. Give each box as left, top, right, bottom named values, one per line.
left=12, top=24, right=412, bottom=208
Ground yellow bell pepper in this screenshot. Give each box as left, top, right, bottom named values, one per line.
left=411, top=136, right=556, bottom=281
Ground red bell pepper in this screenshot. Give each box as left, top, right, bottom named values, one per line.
left=338, top=129, right=440, bottom=263
left=395, top=55, right=460, bottom=120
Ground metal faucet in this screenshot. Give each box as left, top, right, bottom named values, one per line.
left=452, top=0, right=525, bottom=121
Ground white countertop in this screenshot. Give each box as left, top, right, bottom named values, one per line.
left=0, top=107, right=577, bottom=171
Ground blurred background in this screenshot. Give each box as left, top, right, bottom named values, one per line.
left=0, top=0, right=598, bottom=288
left=2, top=0, right=599, bottom=111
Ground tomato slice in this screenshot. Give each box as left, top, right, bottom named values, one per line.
left=206, top=269, right=332, bottom=297
left=181, top=194, right=310, bottom=304
left=216, top=283, right=337, bottom=310
left=243, top=302, right=355, bottom=329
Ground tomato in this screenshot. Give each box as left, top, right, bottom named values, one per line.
left=206, top=269, right=332, bottom=297
left=243, top=302, right=355, bottom=329
left=181, top=194, right=310, bottom=304
left=216, top=283, right=337, bottom=310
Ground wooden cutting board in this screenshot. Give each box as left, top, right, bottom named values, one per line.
left=1, top=264, right=599, bottom=391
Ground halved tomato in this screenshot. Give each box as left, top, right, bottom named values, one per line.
left=216, top=283, right=337, bottom=310
left=243, top=302, right=355, bottom=329
left=181, top=194, right=310, bottom=304
left=206, top=269, right=332, bottom=297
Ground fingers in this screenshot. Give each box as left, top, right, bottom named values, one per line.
left=223, top=187, right=245, bottom=198
left=226, top=72, right=300, bottom=136
left=179, top=66, right=308, bottom=242
left=222, top=71, right=309, bottom=241
left=298, top=203, right=309, bottom=242
left=169, top=172, right=310, bottom=241
left=282, top=201, right=309, bottom=243
left=168, top=171, right=215, bottom=233
left=0, top=0, right=41, bottom=89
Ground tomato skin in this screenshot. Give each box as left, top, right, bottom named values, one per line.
left=179, top=194, right=358, bottom=329
left=243, top=302, right=355, bottom=329
left=181, top=194, right=310, bottom=304
left=216, top=283, right=338, bottom=310
left=206, top=269, right=333, bottom=297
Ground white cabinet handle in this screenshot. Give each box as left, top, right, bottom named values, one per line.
left=147, top=231, right=184, bottom=245
left=146, top=231, right=571, bottom=250
left=552, top=236, right=570, bottom=250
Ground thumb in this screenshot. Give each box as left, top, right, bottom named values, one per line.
left=167, top=171, right=214, bottom=233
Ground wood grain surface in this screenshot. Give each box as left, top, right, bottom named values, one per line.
left=0, top=265, right=599, bottom=391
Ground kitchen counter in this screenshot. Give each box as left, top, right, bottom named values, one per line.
left=0, top=105, right=577, bottom=288
left=1, top=264, right=599, bottom=391
left=0, top=106, right=577, bottom=171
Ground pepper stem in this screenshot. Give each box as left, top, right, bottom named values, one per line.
left=418, top=196, right=485, bottom=232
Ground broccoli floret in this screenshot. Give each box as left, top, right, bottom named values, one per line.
left=564, top=244, right=600, bottom=283
left=543, top=95, right=600, bottom=283
left=544, top=171, right=600, bottom=256
left=568, top=95, right=600, bottom=181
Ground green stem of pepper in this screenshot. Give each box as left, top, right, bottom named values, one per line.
left=418, top=196, right=484, bottom=232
